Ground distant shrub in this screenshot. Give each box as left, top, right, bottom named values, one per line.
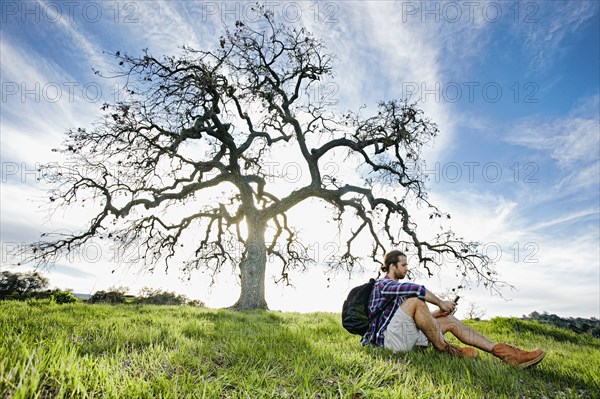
left=88, top=290, right=126, bottom=304
left=135, top=288, right=204, bottom=307
left=53, top=291, right=78, bottom=304
left=1, top=271, right=50, bottom=300
left=107, top=286, right=130, bottom=295
left=135, top=288, right=188, bottom=305
left=2, top=288, right=58, bottom=302
left=187, top=299, right=206, bottom=307
left=4, top=291, right=22, bottom=301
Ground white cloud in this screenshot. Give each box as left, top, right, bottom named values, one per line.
left=300, top=2, right=459, bottom=164
left=527, top=208, right=599, bottom=232
left=423, top=186, right=599, bottom=319
left=556, top=160, right=600, bottom=195
left=508, top=116, right=599, bottom=168
left=0, top=38, right=100, bottom=165
left=505, top=93, right=600, bottom=204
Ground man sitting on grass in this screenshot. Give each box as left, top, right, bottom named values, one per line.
left=362, top=250, right=546, bottom=368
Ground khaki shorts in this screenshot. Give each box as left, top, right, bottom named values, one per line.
left=383, top=307, right=430, bottom=352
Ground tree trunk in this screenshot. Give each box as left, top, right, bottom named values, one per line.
left=231, top=218, right=268, bottom=310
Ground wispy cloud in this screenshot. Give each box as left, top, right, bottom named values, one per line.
left=520, top=1, right=599, bottom=73
left=301, top=3, right=457, bottom=162
left=427, top=185, right=599, bottom=318
left=506, top=94, right=599, bottom=196
left=38, top=0, right=113, bottom=73
left=508, top=116, right=599, bottom=168
left=527, top=208, right=599, bottom=232
left=122, top=1, right=204, bottom=54
left=0, top=37, right=99, bottom=164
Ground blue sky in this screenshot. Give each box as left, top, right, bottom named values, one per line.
left=1, top=1, right=599, bottom=318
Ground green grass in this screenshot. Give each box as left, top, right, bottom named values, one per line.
left=1, top=301, right=599, bottom=399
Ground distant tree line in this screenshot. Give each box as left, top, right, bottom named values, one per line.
left=88, top=286, right=204, bottom=307
left=0, top=271, right=77, bottom=304
left=522, top=311, right=600, bottom=339
left=0, top=271, right=204, bottom=307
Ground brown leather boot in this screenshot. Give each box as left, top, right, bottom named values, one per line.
left=492, top=343, right=546, bottom=368
left=440, top=343, right=479, bottom=358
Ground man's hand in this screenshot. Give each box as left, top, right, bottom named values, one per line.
left=438, top=300, right=456, bottom=315
left=424, top=290, right=458, bottom=317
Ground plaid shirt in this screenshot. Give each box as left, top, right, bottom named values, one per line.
left=360, top=275, right=426, bottom=347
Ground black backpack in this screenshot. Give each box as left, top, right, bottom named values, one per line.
left=342, top=278, right=389, bottom=336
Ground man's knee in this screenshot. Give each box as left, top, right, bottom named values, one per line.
left=400, top=297, right=426, bottom=316
left=438, top=315, right=461, bottom=333
left=411, top=298, right=428, bottom=310
left=405, top=297, right=425, bottom=306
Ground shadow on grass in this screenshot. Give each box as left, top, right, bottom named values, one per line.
left=529, top=364, right=600, bottom=396
left=490, top=318, right=600, bottom=348
left=370, top=347, right=598, bottom=398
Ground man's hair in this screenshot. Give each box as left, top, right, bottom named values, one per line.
left=382, top=250, right=406, bottom=272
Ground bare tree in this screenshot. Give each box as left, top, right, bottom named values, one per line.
left=20, top=11, right=502, bottom=310
left=464, top=302, right=487, bottom=320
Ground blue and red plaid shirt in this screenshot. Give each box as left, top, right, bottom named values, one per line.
left=360, top=275, right=427, bottom=347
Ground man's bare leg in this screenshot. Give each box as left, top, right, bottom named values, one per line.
left=399, top=297, right=447, bottom=350
left=435, top=314, right=495, bottom=352
left=399, top=298, right=544, bottom=366
left=434, top=314, right=546, bottom=367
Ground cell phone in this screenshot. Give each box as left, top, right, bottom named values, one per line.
left=453, top=296, right=460, bottom=304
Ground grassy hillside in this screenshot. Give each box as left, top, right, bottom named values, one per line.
left=1, top=301, right=598, bottom=399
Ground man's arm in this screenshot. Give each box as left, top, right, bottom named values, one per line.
left=380, top=281, right=456, bottom=315
left=380, top=280, right=426, bottom=299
